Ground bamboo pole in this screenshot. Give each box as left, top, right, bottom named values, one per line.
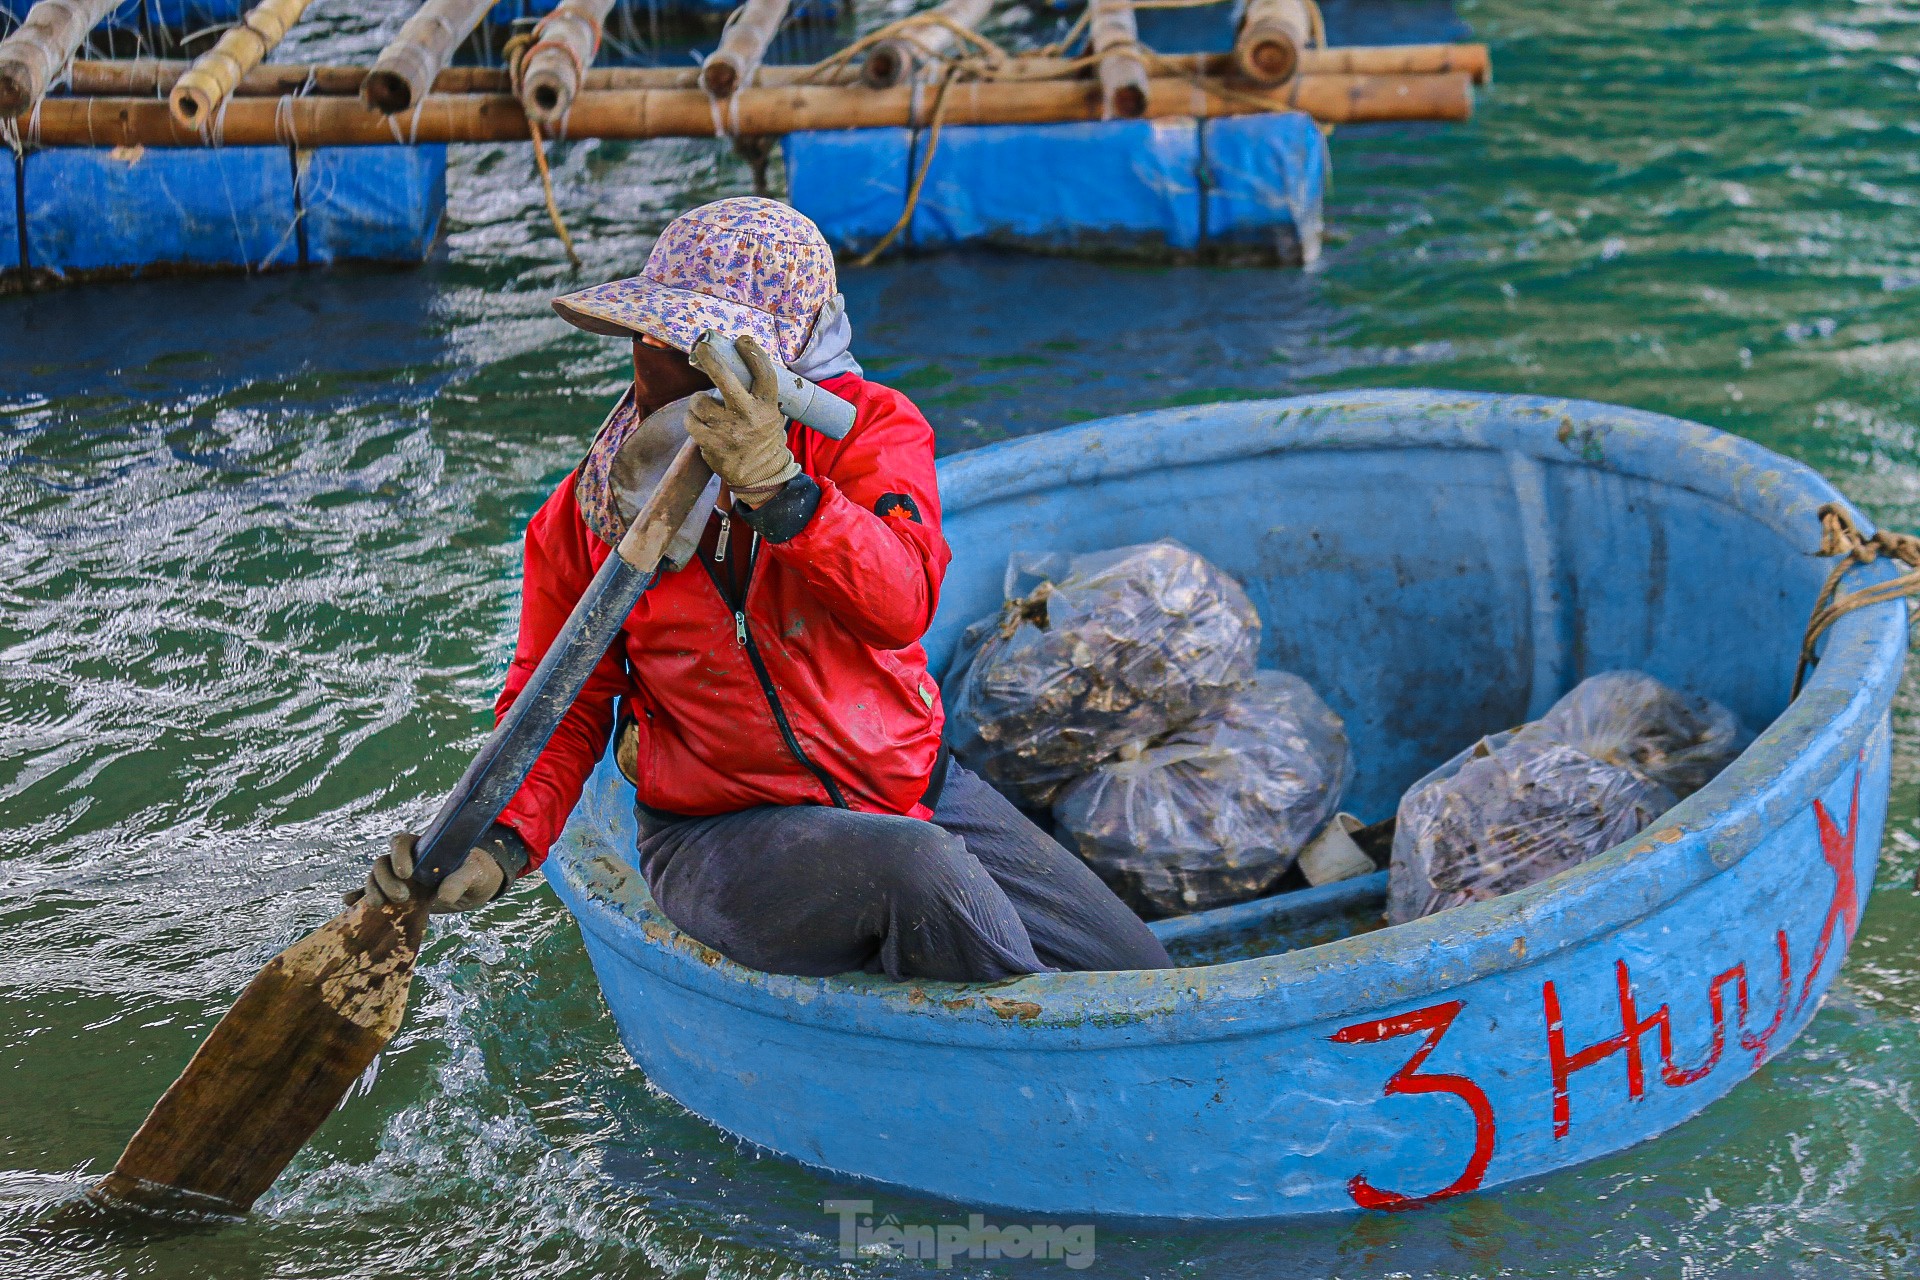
left=519, top=0, right=616, bottom=128
left=72, top=58, right=479, bottom=96
left=169, top=0, right=315, bottom=128
left=861, top=0, right=995, bottom=90
left=999, top=44, right=1490, bottom=83
left=0, top=0, right=121, bottom=117
left=1298, top=43, right=1489, bottom=83
left=362, top=0, right=498, bottom=115
left=1234, top=0, right=1315, bottom=85
left=23, top=73, right=1474, bottom=147
left=1089, top=0, right=1147, bottom=120
left=67, top=59, right=836, bottom=96
left=702, top=0, right=791, bottom=99
left=64, top=44, right=1491, bottom=98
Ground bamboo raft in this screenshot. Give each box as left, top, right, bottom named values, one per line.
left=0, top=0, right=1489, bottom=279
left=0, top=0, right=1489, bottom=146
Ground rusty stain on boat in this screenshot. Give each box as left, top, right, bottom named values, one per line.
left=985, top=996, right=1044, bottom=1021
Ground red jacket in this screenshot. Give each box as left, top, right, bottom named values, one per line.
left=494, top=373, right=950, bottom=868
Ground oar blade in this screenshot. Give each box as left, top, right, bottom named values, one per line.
left=93, top=897, right=429, bottom=1214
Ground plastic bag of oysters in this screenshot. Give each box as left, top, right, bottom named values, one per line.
left=943, top=541, right=1261, bottom=808
left=1053, top=671, right=1354, bottom=919
left=1387, top=670, right=1746, bottom=924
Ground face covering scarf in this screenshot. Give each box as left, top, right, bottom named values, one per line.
left=790, top=293, right=863, bottom=383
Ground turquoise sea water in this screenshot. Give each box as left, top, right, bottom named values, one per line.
left=4, top=0, right=1920, bottom=1275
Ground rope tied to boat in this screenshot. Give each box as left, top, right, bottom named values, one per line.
left=504, top=31, right=581, bottom=271
left=1793, top=502, right=1920, bottom=697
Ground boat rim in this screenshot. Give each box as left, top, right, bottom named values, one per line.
left=549, top=389, right=1907, bottom=1047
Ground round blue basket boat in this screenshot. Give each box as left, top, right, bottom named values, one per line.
left=545, top=389, right=1906, bottom=1220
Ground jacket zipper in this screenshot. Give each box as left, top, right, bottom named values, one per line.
left=700, top=525, right=849, bottom=808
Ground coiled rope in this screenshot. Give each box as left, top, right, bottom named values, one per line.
left=1794, top=502, right=1920, bottom=697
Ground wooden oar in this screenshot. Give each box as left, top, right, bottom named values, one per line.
left=91, top=440, right=715, bottom=1216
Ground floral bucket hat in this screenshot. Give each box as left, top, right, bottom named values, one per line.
left=552, top=197, right=837, bottom=365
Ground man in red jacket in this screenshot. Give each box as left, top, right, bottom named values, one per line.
left=359, top=198, right=1169, bottom=981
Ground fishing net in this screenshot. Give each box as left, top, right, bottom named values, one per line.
left=1387, top=670, right=1746, bottom=925
left=1053, top=671, right=1354, bottom=919
left=944, top=541, right=1261, bottom=808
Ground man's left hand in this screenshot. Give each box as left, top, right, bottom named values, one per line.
left=687, top=335, right=801, bottom=506
left=345, top=831, right=511, bottom=914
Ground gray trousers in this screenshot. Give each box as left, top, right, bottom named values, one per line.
left=635, top=764, right=1173, bottom=982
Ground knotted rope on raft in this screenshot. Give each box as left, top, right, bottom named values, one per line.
left=518, top=0, right=609, bottom=129
left=1794, top=502, right=1920, bottom=697
left=803, top=12, right=1014, bottom=87
left=505, top=31, right=582, bottom=271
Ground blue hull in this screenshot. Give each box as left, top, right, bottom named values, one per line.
left=546, top=390, right=1905, bottom=1218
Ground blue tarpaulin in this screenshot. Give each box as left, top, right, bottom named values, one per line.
left=0, top=0, right=237, bottom=26
left=299, top=147, right=449, bottom=265
left=783, top=113, right=1329, bottom=264
left=912, top=119, right=1205, bottom=255
left=0, top=149, right=16, bottom=272
left=1202, top=113, right=1326, bottom=258
left=6, top=145, right=444, bottom=280
left=24, top=147, right=300, bottom=273
left=0, top=0, right=832, bottom=25
left=483, top=0, right=839, bottom=23
left=143, top=0, right=245, bottom=26
left=782, top=126, right=914, bottom=251
left=487, top=0, right=747, bottom=18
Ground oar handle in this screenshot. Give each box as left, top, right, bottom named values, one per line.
left=411, top=439, right=716, bottom=890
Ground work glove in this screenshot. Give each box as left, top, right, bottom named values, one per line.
left=686, top=334, right=801, bottom=504
left=345, top=825, right=525, bottom=914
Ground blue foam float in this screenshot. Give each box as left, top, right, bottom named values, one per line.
left=2, top=144, right=445, bottom=281
left=783, top=112, right=1329, bottom=263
